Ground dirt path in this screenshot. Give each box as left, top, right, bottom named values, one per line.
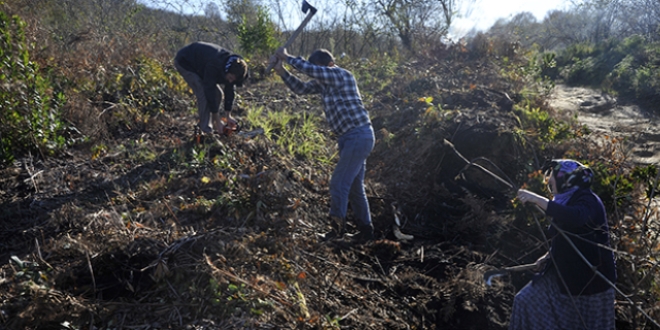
left=548, top=85, right=660, bottom=165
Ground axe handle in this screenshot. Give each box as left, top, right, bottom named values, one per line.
left=265, top=9, right=316, bottom=73
left=484, top=263, right=537, bottom=285
left=503, top=263, right=537, bottom=272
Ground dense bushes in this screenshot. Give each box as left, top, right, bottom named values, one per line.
left=0, top=11, right=68, bottom=164
left=551, top=35, right=660, bottom=109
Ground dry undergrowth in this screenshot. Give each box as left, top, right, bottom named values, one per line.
left=1, top=3, right=659, bottom=328
left=0, top=58, right=532, bottom=328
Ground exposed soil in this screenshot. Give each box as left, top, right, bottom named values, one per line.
left=549, top=84, right=660, bottom=165
left=0, top=65, right=647, bottom=329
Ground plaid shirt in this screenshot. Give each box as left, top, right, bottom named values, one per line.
left=281, top=57, right=371, bottom=136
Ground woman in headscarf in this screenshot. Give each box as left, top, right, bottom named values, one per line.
left=511, top=159, right=617, bottom=330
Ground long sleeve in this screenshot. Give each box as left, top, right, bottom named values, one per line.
left=223, top=83, right=235, bottom=113
left=280, top=70, right=323, bottom=95
left=279, top=56, right=371, bottom=136
left=543, top=189, right=616, bottom=295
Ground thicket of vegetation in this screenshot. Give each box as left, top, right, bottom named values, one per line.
left=479, top=0, right=660, bottom=109
left=1, top=0, right=660, bottom=328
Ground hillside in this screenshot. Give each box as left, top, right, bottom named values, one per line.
left=0, top=55, right=522, bottom=329
left=2, top=1, right=660, bottom=329
left=0, top=56, right=652, bottom=329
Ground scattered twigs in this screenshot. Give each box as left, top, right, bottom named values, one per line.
left=33, top=238, right=54, bottom=270
left=85, top=251, right=97, bottom=296
left=340, top=308, right=359, bottom=321
left=162, top=197, right=181, bottom=226
left=641, top=168, right=660, bottom=237
left=141, top=233, right=205, bottom=272
left=204, top=254, right=292, bottom=308
left=23, top=155, right=42, bottom=193
left=443, top=139, right=516, bottom=191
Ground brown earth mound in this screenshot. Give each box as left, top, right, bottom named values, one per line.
left=0, top=60, right=583, bottom=329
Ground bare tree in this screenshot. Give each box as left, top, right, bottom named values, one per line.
left=618, top=0, right=660, bottom=41
left=573, top=0, right=660, bottom=42
left=205, top=2, right=221, bottom=18
left=369, top=0, right=456, bottom=53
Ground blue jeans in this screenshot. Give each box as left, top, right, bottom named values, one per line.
left=329, top=124, right=374, bottom=227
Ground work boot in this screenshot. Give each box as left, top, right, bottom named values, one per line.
left=330, top=216, right=346, bottom=235
left=317, top=216, right=346, bottom=241
left=346, top=223, right=375, bottom=242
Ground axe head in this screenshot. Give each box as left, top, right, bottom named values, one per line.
left=483, top=269, right=507, bottom=286
left=301, top=0, right=317, bottom=15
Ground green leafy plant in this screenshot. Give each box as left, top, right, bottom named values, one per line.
left=631, top=164, right=659, bottom=200
left=0, top=11, right=69, bottom=163
left=552, top=36, right=660, bottom=111
left=237, top=5, right=279, bottom=58
left=514, top=104, right=575, bottom=145
left=245, top=106, right=331, bottom=162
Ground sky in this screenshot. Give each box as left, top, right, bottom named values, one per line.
left=140, top=0, right=572, bottom=38
left=451, top=0, right=571, bottom=37
left=267, top=0, right=573, bottom=36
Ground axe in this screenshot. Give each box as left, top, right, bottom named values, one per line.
left=483, top=263, right=537, bottom=286
left=265, top=0, right=317, bottom=73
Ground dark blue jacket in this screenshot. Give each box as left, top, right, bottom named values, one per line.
left=543, top=188, right=617, bottom=295
left=175, top=42, right=240, bottom=113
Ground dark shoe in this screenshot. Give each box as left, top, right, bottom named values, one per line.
left=346, top=224, right=375, bottom=242
left=317, top=229, right=339, bottom=241
left=329, top=216, right=346, bottom=236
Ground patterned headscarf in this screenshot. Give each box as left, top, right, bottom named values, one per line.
left=543, top=159, right=594, bottom=194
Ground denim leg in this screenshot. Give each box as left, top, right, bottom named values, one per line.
left=348, top=162, right=371, bottom=227
left=329, top=125, right=374, bottom=227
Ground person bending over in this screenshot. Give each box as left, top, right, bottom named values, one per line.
left=174, top=41, right=248, bottom=135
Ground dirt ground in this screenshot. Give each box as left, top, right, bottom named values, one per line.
left=549, top=84, right=660, bottom=165
left=0, top=67, right=651, bottom=328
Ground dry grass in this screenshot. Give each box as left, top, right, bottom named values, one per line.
left=1, top=1, right=659, bottom=329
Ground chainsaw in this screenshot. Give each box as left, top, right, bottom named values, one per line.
left=194, top=118, right=264, bottom=144
left=220, top=118, right=264, bottom=138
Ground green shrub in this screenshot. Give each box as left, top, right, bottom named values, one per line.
left=79, top=56, right=189, bottom=136
left=0, top=11, right=68, bottom=164
left=117, top=56, right=187, bottom=116
left=556, top=39, right=626, bottom=87
left=608, top=37, right=660, bottom=105
left=237, top=5, right=279, bottom=58
left=245, top=106, right=331, bottom=162
left=514, top=104, right=575, bottom=147
left=553, top=35, right=660, bottom=111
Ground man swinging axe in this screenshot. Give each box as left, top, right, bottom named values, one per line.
left=268, top=0, right=376, bottom=242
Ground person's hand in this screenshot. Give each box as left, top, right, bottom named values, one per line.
left=274, top=61, right=285, bottom=76
left=269, top=55, right=284, bottom=75
left=268, top=55, right=278, bottom=68
left=517, top=189, right=538, bottom=204
left=533, top=253, right=550, bottom=272
left=517, top=188, right=550, bottom=210
left=213, top=116, right=239, bottom=136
